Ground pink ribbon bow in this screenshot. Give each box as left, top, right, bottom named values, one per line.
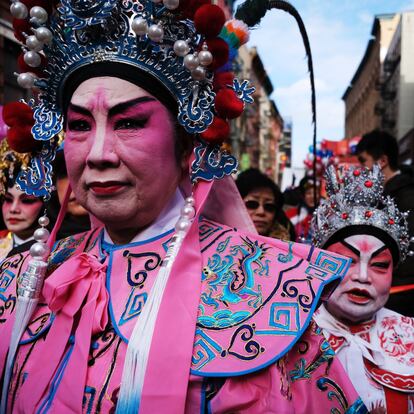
left=17, top=253, right=109, bottom=413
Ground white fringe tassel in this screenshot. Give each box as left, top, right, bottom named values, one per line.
left=116, top=196, right=195, bottom=414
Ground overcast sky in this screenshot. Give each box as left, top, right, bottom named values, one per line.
left=238, top=0, right=414, bottom=167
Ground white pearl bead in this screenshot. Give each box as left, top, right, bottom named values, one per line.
left=198, top=50, right=213, bottom=66
left=181, top=205, right=195, bottom=218
left=173, top=40, right=189, bottom=57
left=17, top=72, right=36, bottom=88
left=185, top=196, right=195, bottom=205
left=175, top=218, right=191, bottom=232
left=30, top=242, right=50, bottom=259
left=34, top=27, right=53, bottom=43
left=24, top=51, right=41, bottom=67
left=191, top=66, right=206, bottom=81
left=30, top=6, right=48, bottom=24
left=163, top=0, right=179, bottom=10
left=10, top=2, right=28, bottom=19
left=38, top=216, right=50, bottom=227
left=131, top=17, right=148, bottom=36
left=26, top=35, right=43, bottom=52
left=184, top=54, right=199, bottom=71
left=34, top=227, right=50, bottom=242
left=147, top=24, right=164, bottom=42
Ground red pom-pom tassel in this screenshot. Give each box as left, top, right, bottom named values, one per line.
left=194, top=5, right=225, bottom=38
left=3, top=102, right=34, bottom=126
left=214, top=88, right=244, bottom=119
left=205, top=38, right=229, bottom=71
left=179, top=0, right=210, bottom=20
left=200, top=117, right=230, bottom=144
left=13, top=18, right=31, bottom=42
left=213, top=71, right=234, bottom=91
left=7, top=125, right=40, bottom=153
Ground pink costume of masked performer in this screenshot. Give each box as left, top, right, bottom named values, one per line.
left=312, top=165, right=414, bottom=414
left=0, top=0, right=364, bottom=413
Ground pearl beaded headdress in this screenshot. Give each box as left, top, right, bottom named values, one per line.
left=312, top=165, right=412, bottom=262
left=10, top=0, right=255, bottom=197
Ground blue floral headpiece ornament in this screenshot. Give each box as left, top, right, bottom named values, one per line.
left=9, top=0, right=315, bottom=199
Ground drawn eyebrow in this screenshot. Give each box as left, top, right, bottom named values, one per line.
left=371, top=245, right=388, bottom=259
left=108, top=97, right=156, bottom=118
left=67, top=104, right=90, bottom=116
left=340, top=240, right=360, bottom=257
left=67, top=96, right=156, bottom=118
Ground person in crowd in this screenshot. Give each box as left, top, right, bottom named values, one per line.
left=0, top=1, right=365, bottom=413
left=286, top=176, right=318, bottom=243
left=356, top=130, right=414, bottom=316
left=236, top=168, right=295, bottom=240
left=0, top=140, right=44, bottom=260
left=312, top=165, right=414, bottom=414
left=48, top=148, right=91, bottom=240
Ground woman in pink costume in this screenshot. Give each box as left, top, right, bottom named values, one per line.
left=312, top=165, right=414, bottom=414
left=0, top=0, right=365, bottom=412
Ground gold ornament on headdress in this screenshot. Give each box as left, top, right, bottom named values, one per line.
left=0, top=139, right=31, bottom=196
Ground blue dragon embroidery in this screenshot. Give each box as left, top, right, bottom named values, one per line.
left=199, top=238, right=269, bottom=328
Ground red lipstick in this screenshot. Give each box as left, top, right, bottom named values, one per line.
left=88, top=181, right=127, bottom=195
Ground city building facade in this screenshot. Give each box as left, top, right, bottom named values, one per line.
left=343, top=12, right=413, bottom=164
left=380, top=12, right=414, bottom=164
left=342, top=14, right=400, bottom=140
left=231, top=46, right=284, bottom=182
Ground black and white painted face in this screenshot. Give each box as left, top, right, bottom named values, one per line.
left=326, top=234, right=393, bottom=324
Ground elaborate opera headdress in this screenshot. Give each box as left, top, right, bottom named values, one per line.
left=312, top=165, right=412, bottom=263
left=8, top=0, right=259, bottom=197
left=8, top=0, right=316, bottom=198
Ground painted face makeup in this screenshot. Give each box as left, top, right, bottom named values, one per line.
left=326, top=234, right=393, bottom=324
left=2, top=184, right=43, bottom=240
left=64, top=77, right=182, bottom=241
left=243, top=187, right=276, bottom=236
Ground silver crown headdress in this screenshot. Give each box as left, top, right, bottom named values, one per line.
left=312, top=165, right=411, bottom=262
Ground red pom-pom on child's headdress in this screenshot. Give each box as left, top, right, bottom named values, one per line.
left=214, top=88, right=244, bottom=119
left=194, top=5, right=226, bottom=38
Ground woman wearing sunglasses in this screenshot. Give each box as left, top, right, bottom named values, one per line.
left=236, top=168, right=295, bottom=240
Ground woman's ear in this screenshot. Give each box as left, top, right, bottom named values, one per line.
left=378, top=154, right=389, bottom=169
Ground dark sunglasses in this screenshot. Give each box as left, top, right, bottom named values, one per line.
left=244, top=200, right=277, bottom=212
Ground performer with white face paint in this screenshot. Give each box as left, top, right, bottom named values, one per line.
left=312, top=165, right=414, bottom=414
